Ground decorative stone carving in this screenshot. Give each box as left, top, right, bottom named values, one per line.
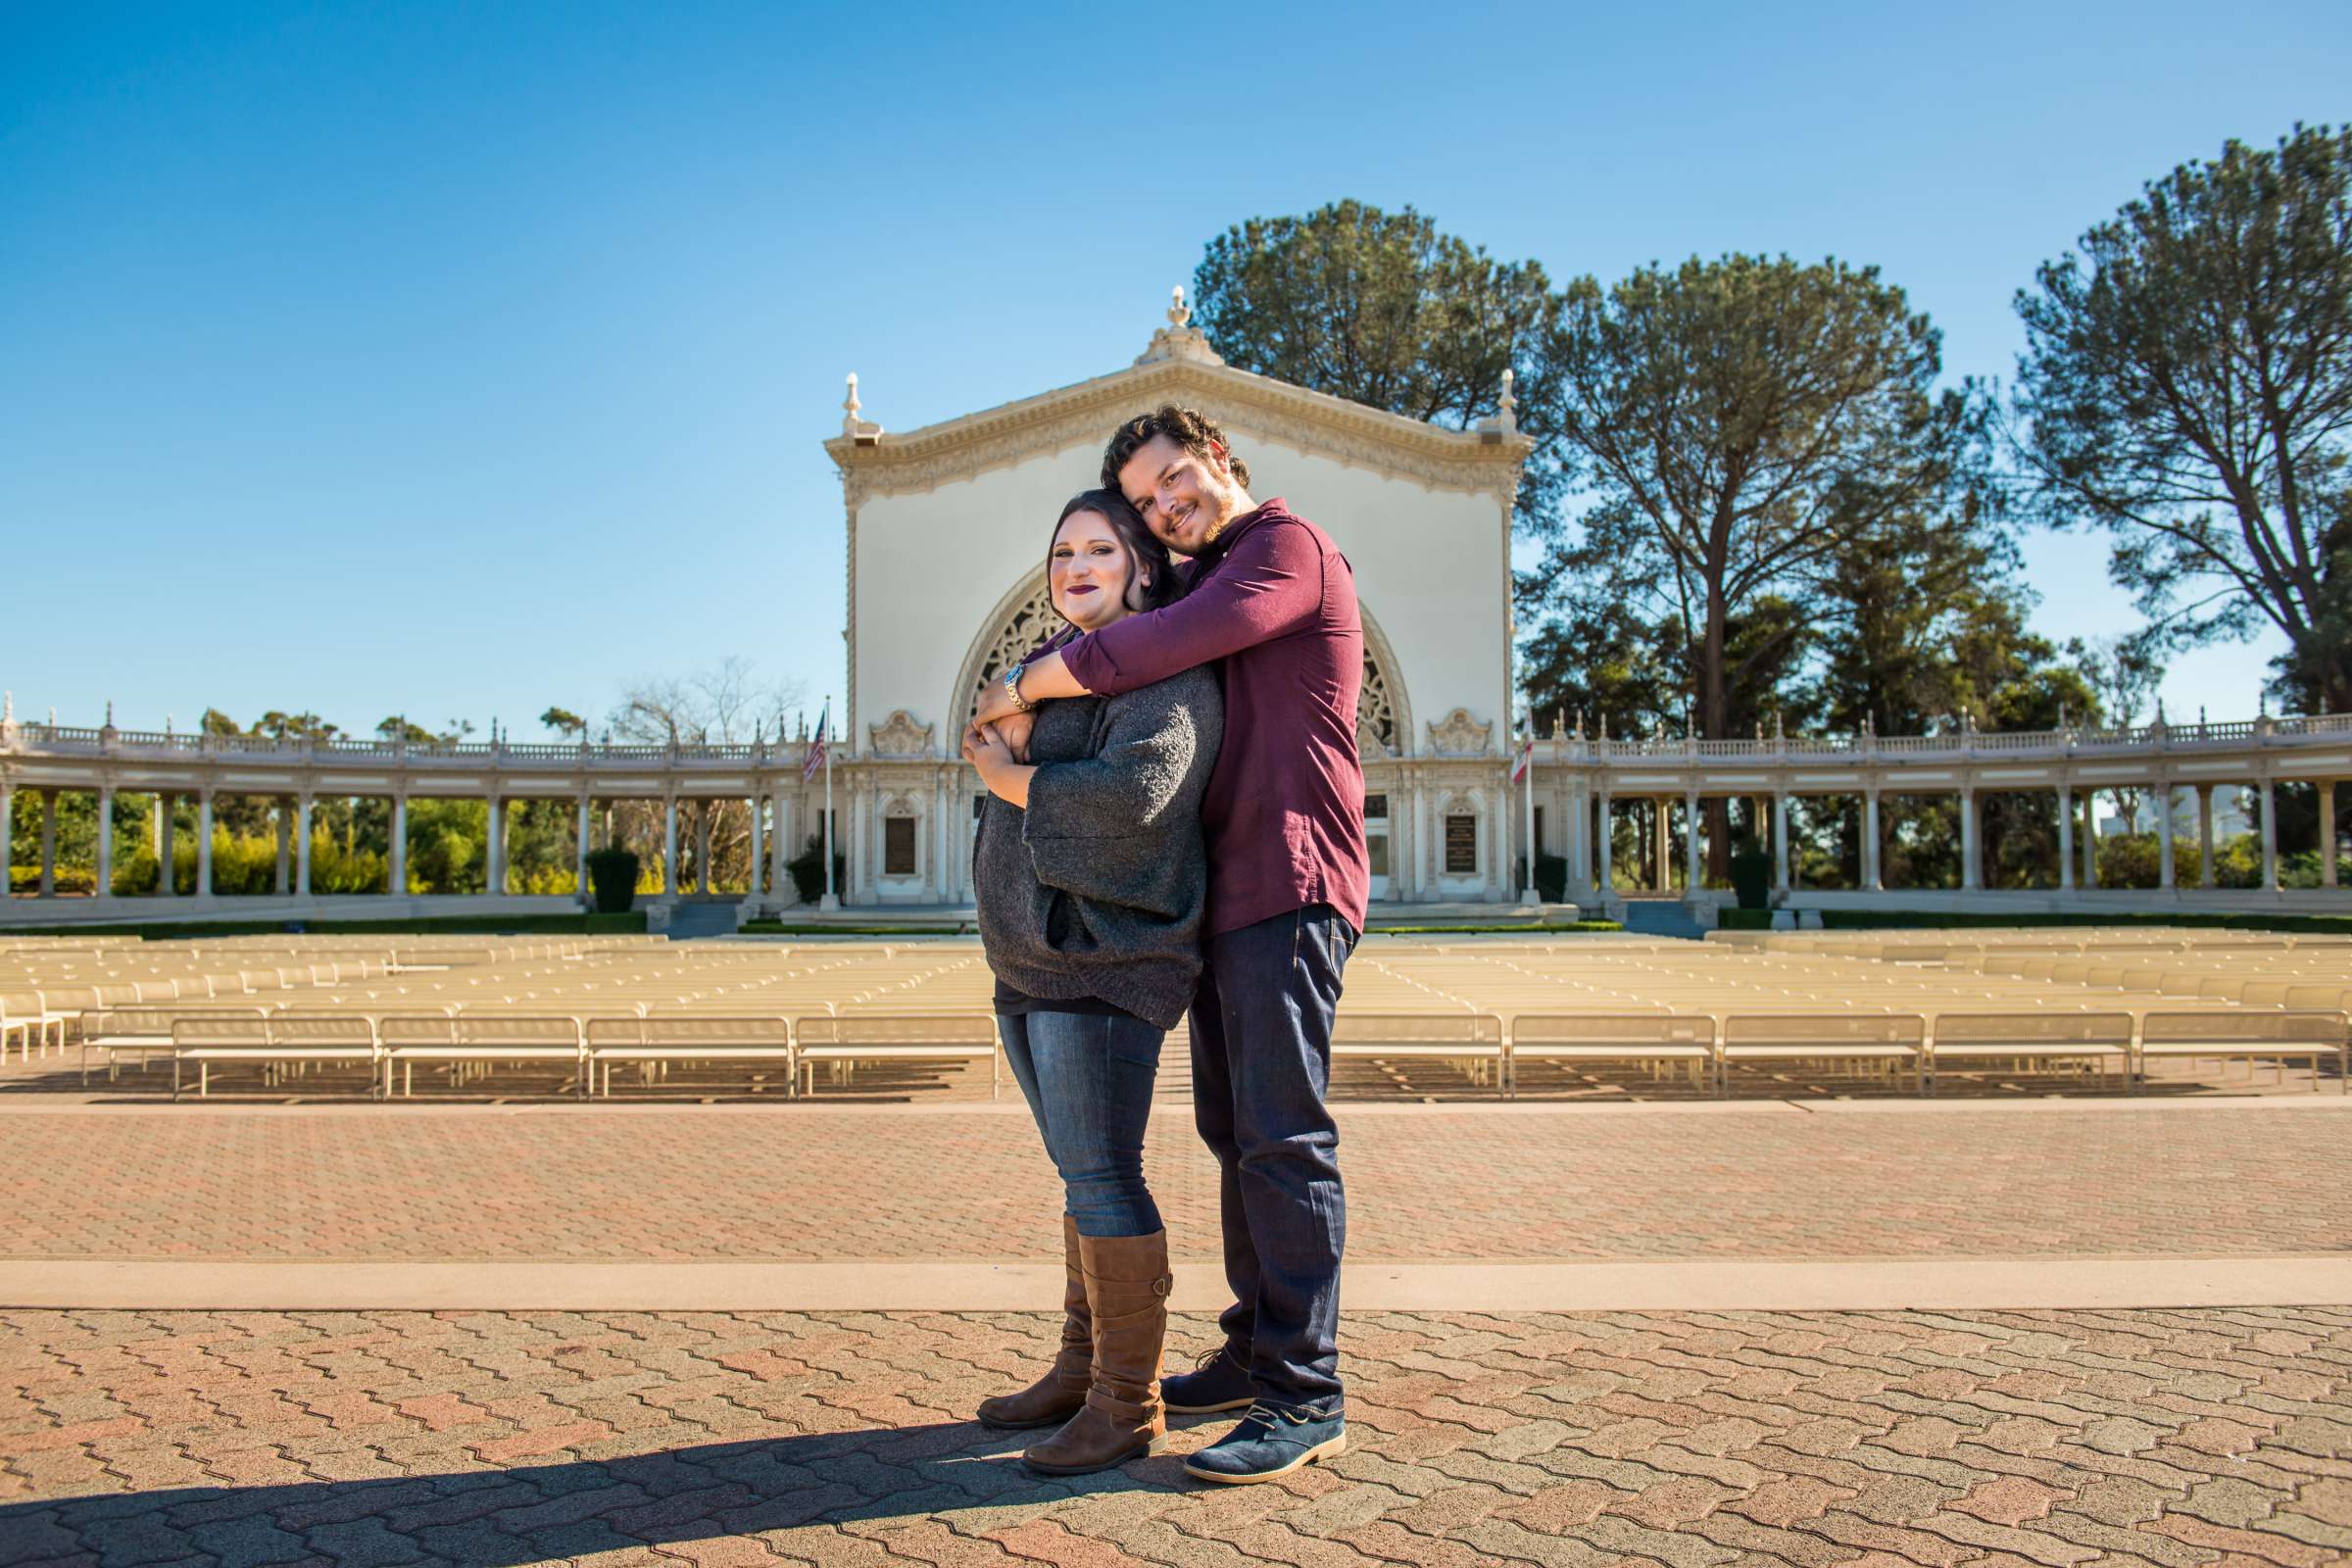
left=1357, top=656, right=1397, bottom=758
left=1426, top=708, right=1494, bottom=758
left=966, top=582, right=1063, bottom=723
left=867, top=710, right=934, bottom=760
left=1135, top=286, right=1225, bottom=368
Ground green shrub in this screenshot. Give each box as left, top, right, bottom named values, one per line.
left=786, top=835, right=847, bottom=905
left=1730, top=847, right=1771, bottom=909
left=1535, top=854, right=1568, bottom=904
left=585, top=847, right=641, bottom=913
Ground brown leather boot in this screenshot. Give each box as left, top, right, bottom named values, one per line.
left=977, top=1216, right=1091, bottom=1429
left=1022, top=1229, right=1172, bottom=1475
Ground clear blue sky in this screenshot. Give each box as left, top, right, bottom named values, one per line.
left=5, top=1, right=2346, bottom=740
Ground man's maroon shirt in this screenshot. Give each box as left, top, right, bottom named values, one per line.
left=1061, top=497, right=1370, bottom=939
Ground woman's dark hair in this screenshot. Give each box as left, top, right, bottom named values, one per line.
left=1048, top=489, right=1185, bottom=621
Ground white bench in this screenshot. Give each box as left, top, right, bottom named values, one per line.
left=586, top=1014, right=797, bottom=1097
left=793, top=1014, right=998, bottom=1098
left=2138, top=1009, right=2347, bottom=1091
left=1331, top=1012, right=1507, bottom=1093
left=172, top=1014, right=379, bottom=1099
left=380, top=1014, right=585, bottom=1098
left=1721, top=1013, right=1927, bottom=1096
left=1928, top=1011, right=2135, bottom=1092
left=1507, top=1013, right=1716, bottom=1098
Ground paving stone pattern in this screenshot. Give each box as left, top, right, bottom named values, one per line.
left=3, top=1305, right=2347, bottom=1567
left=0, top=1105, right=2346, bottom=1263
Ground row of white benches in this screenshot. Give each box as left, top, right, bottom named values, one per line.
left=108, top=1012, right=994, bottom=1100
left=72, top=1005, right=2352, bottom=1101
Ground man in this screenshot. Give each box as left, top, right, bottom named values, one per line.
left=972, top=404, right=1367, bottom=1484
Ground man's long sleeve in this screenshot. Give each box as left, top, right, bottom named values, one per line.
left=1063, top=518, right=1324, bottom=697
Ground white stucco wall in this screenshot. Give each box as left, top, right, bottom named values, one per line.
left=850, top=418, right=1512, bottom=757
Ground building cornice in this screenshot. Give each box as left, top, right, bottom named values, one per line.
left=823, top=357, right=1534, bottom=508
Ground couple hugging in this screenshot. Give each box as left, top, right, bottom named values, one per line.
left=959, top=404, right=1367, bottom=1485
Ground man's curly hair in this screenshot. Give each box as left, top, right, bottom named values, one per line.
left=1101, top=404, right=1251, bottom=494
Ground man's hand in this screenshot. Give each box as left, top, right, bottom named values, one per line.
left=972, top=675, right=1021, bottom=728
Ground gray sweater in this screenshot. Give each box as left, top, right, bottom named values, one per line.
left=972, top=666, right=1223, bottom=1031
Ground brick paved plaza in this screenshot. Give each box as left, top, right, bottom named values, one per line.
left=3, top=1090, right=2348, bottom=1566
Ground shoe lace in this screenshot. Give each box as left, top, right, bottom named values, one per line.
left=1191, top=1346, right=1230, bottom=1374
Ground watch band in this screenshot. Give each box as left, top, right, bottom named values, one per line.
left=1004, top=663, right=1033, bottom=714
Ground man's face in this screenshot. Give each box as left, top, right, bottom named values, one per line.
left=1116, top=433, right=1243, bottom=558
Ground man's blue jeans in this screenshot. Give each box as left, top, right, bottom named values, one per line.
left=1190, top=903, right=1354, bottom=1414
left=998, top=1009, right=1165, bottom=1238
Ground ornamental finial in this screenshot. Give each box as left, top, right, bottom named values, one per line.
left=1136, top=285, right=1224, bottom=367
left=105, top=700, right=114, bottom=727
left=841, top=372, right=882, bottom=442
left=3, top=691, right=12, bottom=722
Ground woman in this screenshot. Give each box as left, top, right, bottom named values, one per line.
left=961, top=488, right=1222, bottom=1476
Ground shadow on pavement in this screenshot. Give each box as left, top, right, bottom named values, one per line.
left=0, top=1421, right=1211, bottom=1565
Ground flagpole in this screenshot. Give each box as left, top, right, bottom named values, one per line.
left=1520, top=720, right=1541, bottom=906
left=819, top=697, right=838, bottom=911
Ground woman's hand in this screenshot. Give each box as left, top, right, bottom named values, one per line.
left=962, top=721, right=1035, bottom=808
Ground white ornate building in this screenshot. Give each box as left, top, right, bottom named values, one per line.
left=824, top=290, right=1534, bottom=907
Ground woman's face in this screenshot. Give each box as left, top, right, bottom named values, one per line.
left=1050, top=510, right=1144, bottom=631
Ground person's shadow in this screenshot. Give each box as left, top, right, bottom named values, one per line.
left=0, top=1419, right=1213, bottom=1565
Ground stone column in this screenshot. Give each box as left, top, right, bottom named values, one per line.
left=1773, top=791, right=1792, bottom=892
left=772, top=789, right=794, bottom=904
left=486, top=796, right=506, bottom=896
left=2196, top=784, right=2215, bottom=888
left=1959, top=787, right=1980, bottom=891
left=1683, top=788, right=1702, bottom=896
left=1652, top=797, right=1671, bottom=891
left=2080, top=789, right=2099, bottom=889
left=195, top=790, right=214, bottom=900
left=38, top=789, right=58, bottom=896
left=695, top=804, right=712, bottom=894
left=158, top=793, right=176, bottom=897
left=0, top=783, right=12, bottom=899
left=1595, top=790, right=1614, bottom=895
left=2322, top=779, right=2339, bottom=889
left=389, top=796, right=408, bottom=897
left=1412, top=779, right=1432, bottom=903
left=150, top=797, right=163, bottom=860
left=662, top=797, right=680, bottom=896
left=749, top=792, right=764, bottom=901
left=1570, top=780, right=1591, bottom=897
left=575, top=794, right=593, bottom=904
left=295, top=795, right=313, bottom=897
left=2057, top=782, right=2075, bottom=892
left=273, top=800, right=291, bottom=895
left=94, top=786, right=115, bottom=898
left=1862, top=789, right=1883, bottom=892
left=2156, top=781, right=2176, bottom=891
left=2259, top=778, right=2279, bottom=891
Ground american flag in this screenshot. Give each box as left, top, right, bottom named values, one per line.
left=803, top=702, right=829, bottom=783
left=1510, top=735, right=1533, bottom=783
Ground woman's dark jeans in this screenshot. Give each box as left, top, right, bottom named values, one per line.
left=998, top=1008, right=1165, bottom=1238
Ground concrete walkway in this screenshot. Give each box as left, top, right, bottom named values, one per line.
left=3, top=1097, right=2346, bottom=1565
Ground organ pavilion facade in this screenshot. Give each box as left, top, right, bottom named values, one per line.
left=826, top=292, right=1536, bottom=909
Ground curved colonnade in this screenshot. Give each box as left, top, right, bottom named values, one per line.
left=3, top=710, right=2349, bottom=926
